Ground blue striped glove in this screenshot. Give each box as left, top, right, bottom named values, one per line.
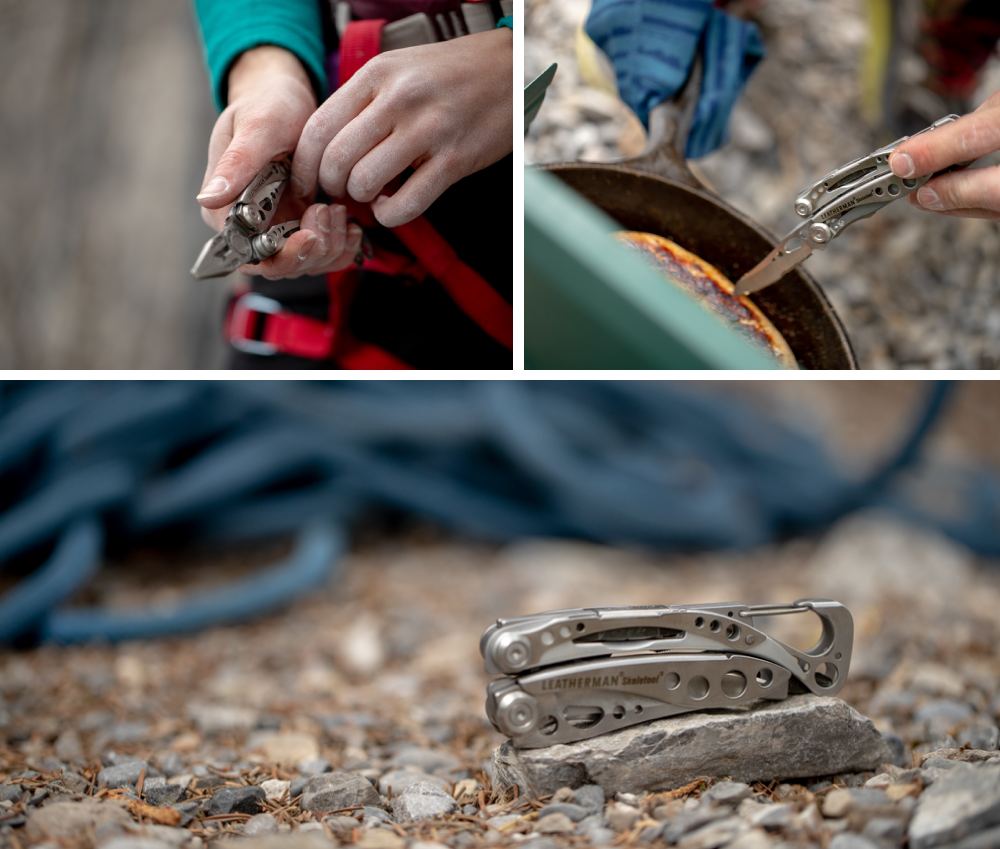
left=585, top=0, right=765, bottom=158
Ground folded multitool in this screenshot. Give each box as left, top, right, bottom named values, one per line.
left=735, top=115, right=962, bottom=295
left=191, top=158, right=301, bottom=279
left=482, top=599, right=852, bottom=748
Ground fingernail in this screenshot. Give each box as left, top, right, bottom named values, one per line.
left=317, top=205, right=331, bottom=234
left=197, top=175, right=229, bottom=199
left=916, top=186, right=943, bottom=210
left=890, top=152, right=914, bottom=178
left=297, top=235, right=317, bottom=261
left=333, top=205, right=347, bottom=235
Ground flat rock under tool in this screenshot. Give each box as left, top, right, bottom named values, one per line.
left=492, top=694, right=893, bottom=797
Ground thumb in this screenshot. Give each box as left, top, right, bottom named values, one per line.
left=198, top=112, right=282, bottom=210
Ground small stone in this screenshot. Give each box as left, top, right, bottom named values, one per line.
left=706, top=782, right=753, bottom=806
left=243, top=812, right=279, bottom=835
left=959, top=727, right=1000, bottom=752
left=574, top=784, right=605, bottom=814
left=259, top=778, right=290, bottom=801
left=605, top=801, right=641, bottom=831
left=535, top=812, right=575, bottom=834
left=915, top=699, right=974, bottom=725
left=453, top=778, right=479, bottom=801
left=882, top=732, right=909, bottom=767
left=823, top=788, right=890, bottom=818
left=615, top=792, right=640, bottom=807
left=539, top=802, right=589, bottom=822
left=362, top=806, right=394, bottom=824
left=299, top=758, right=331, bottom=776
left=170, top=799, right=204, bottom=827
left=208, top=785, right=266, bottom=816
left=290, top=776, right=310, bottom=798
left=0, top=784, right=24, bottom=803
left=909, top=762, right=1000, bottom=848
left=97, top=759, right=148, bottom=789
left=378, top=768, right=449, bottom=796
left=26, top=797, right=133, bottom=840
left=660, top=805, right=730, bottom=843
left=863, top=816, right=905, bottom=845
left=59, top=773, right=89, bottom=795
left=493, top=695, right=892, bottom=796
left=300, top=773, right=382, bottom=812
left=145, top=784, right=185, bottom=806
left=746, top=802, right=794, bottom=830
left=391, top=781, right=459, bottom=823
left=551, top=786, right=575, bottom=803
left=677, top=817, right=747, bottom=849
left=325, top=814, right=361, bottom=835
left=158, top=751, right=185, bottom=778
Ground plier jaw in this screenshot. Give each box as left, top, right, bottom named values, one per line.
left=190, top=157, right=302, bottom=280
left=735, top=114, right=962, bottom=296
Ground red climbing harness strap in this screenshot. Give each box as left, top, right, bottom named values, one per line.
left=338, top=19, right=387, bottom=87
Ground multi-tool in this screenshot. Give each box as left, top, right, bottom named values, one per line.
left=482, top=599, right=852, bottom=748
left=735, top=116, right=963, bottom=295
left=191, top=158, right=301, bottom=280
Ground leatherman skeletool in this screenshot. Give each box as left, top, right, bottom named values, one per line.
left=191, top=158, right=301, bottom=279
left=482, top=599, right=852, bottom=748
left=735, top=116, right=962, bottom=295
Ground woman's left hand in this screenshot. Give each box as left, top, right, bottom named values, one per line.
left=290, top=28, right=513, bottom=228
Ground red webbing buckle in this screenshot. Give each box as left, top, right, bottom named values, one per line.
left=339, top=19, right=387, bottom=88
left=226, top=292, right=337, bottom=360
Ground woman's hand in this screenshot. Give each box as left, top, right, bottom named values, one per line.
left=889, top=89, right=1000, bottom=220
left=290, top=28, right=513, bottom=229
left=197, top=46, right=363, bottom=278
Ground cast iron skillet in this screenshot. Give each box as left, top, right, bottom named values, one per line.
left=540, top=62, right=858, bottom=370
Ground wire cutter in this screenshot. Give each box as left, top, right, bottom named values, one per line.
left=735, top=115, right=963, bottom=296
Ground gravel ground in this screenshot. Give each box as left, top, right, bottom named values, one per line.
left=525, top=0, right=1000, bottom=369
left=4, top=381, right=1000, bottom=848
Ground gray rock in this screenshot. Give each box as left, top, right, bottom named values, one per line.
left=862, top=816, right=906, bottom=845
left=661, top=804, right=731, bottom=843
left=882, top=732, right=909, bottom=768
left=208, top=785, right=266, bottom=816
left=145, top=784, right=185, bottom=806
left=25, top=798, right=133, bottom=840
left=171, top=800, right=204, bottom=827
left=676, top=817, right=747, bottom=849
left=959, top=728, right=1000, bottom=752
left=362, top=806, right=394, bottom=824
left=97, top=759, right=148, bottom=789
left=909, top=762, right=1000, bottom=848
left=59, top=773, right=90, bottom=795
left=574, top=784, right=605, bottom=814
left=158, top=752, right=185, bottom=778
left=0, top=784, right=24, bottom=803
left=539, top=802, right=590, bottom=822
left=493, top=695, right=893, bottom=796
left=299, top=773, right=382, bottom=812
left=54, top=729, right=84, bottom=764
left=391, top=781, right=459, bottom=823
left=706, top=782, right=753, bottom=806
left=914, top=700, right=974, bottom=725
left=299, top=758, right=332, bottom=776
left=290, top=776, right=310, bottom=798
left=378, top=768, right=449, bottom=796
left=325, top=814, right=361, bottom=834
left=746, top=802, right=794, bottom=830
left=244, top=813, right=279, bottom=835
left=951, top=824, right=1000, bottom=849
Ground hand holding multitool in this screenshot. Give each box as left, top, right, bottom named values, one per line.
left=482, top=599, right=852, bottom=748
left=191, top=158, right=301, bottom=279
left=735, top=116, right=966, bottom=295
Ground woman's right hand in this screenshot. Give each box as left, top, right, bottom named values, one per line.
left=197, top=45, right=364, bottom=279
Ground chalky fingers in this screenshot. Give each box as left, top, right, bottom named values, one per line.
left=910, top=166, right=1000, bottom=221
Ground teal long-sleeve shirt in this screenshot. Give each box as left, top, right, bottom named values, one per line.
left=191, top=0, right=328, bottom=111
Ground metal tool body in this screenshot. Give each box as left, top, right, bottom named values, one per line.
left=191, top=158, right=301, bottom=279
left=735, top=116, right=962, bottom=295
left=482, top=599, right=852, bottom=747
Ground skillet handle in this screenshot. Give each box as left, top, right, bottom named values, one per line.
left=625, top=52, right=704, bottom=190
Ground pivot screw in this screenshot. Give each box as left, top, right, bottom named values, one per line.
left=494, top=634, right=532, bottom=670
left=795, top=199, right=812, bottom=217
left=809, top=222, right=832, bottom=244
left=496, top=692, right=540, bottom=735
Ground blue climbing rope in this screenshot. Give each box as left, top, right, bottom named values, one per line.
left=0, top=380, right=983, bottom=645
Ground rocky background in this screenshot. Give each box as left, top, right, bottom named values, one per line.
left=4, top=381, right=1000, bottom=848
left=525, top=0, right=1000, bottom=370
